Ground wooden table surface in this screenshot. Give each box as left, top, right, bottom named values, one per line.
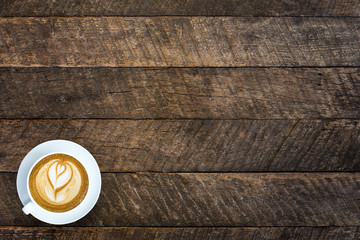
left=0, top=0, right=360, bottom=239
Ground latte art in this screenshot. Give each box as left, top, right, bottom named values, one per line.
left=47, top=161, right=73, bottom=201
left=40, top=160, right=79, bottom=203
left=29, top=154, right=88, bottom=212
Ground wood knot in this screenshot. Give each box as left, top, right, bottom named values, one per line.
left=59, top=96, right=68, bottom=103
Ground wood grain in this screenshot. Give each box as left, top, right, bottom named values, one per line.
left=80, top=173, right=360, bottom=227
left=1, top=68, right=360, bottom=119
left=1, top=173, right=359, bottom=226
left=0, top=17, right=358, bottom=67
left=0, top=227, right=359, bottom=240
left=0, top=0, right=359, bottom=17
left=1, top=119, right=360, bottom=172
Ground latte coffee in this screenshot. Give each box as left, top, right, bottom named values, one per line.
left=29, top=153, right=89, bottom=212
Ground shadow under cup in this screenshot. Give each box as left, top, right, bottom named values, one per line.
left=25, top=153, right=89, bottom=214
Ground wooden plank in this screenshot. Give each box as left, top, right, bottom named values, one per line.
left=1, top=173, right=359, bottom=226
left=0, top=0, right=359, bottom=17
left=0, top=17, right=358, bottom=67
left=1, top=68, right=360, bottom=119
left=1, top=119, right=360, bottom=172
left=268, top=120, right=360, bottom=171
left=0, top=227, right=359, bottom=239
left=0, top=119, right=295, bottom=172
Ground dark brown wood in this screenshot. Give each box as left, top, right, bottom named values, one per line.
left=0, top=0, right=359, bottom=17
left=1, top=173, right=359, bottom=226
left=0, top=227, right=359, bottom=240
left=0, top=119, right=295, bottom=172
left=268, top=120, right=360, bottom=171
left=1, top=119, right=360, bottom=172
left=1, top=68, right=359, bottom=119
left=0, top=18, right=358, bottom=67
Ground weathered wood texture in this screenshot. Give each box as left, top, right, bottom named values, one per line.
left=0, top=0, right=359, bottom=17
left=0, top=17, right=359, bottom=67
left=0, top=227, right=359, bottom=240
left=1, top=68, right=360, bottom=119
left=1, top=173, right=359, bottom=226
left=1, top=119, right=360, bottom=172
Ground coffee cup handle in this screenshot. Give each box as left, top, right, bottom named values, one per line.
left=22, top=201, right=36, bottom=215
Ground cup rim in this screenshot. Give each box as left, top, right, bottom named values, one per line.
left=25, top=151, right=91, bottom=214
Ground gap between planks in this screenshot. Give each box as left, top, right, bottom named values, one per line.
left=0, top=16, right=360, bottom=18
left=0, top=66, right=359, bottom=68
left=1, top=0, right=359, bottom=18
left=0, top=226, right=359, bottom=228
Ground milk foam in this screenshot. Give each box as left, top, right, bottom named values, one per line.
left=34, top=159, right=83, bottom=205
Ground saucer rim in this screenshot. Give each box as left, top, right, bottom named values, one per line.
left=16, top=139, right=101, bottom=225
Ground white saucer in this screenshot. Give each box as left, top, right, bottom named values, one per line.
left=17, top=140, right=101, bottom=225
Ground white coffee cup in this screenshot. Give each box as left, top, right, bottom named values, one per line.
left=23, top=152, right=89, bottom=215
left=17, top=140, right=101, bottom=224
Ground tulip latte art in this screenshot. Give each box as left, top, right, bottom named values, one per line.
left=29, top=154, right=89, bottom=212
